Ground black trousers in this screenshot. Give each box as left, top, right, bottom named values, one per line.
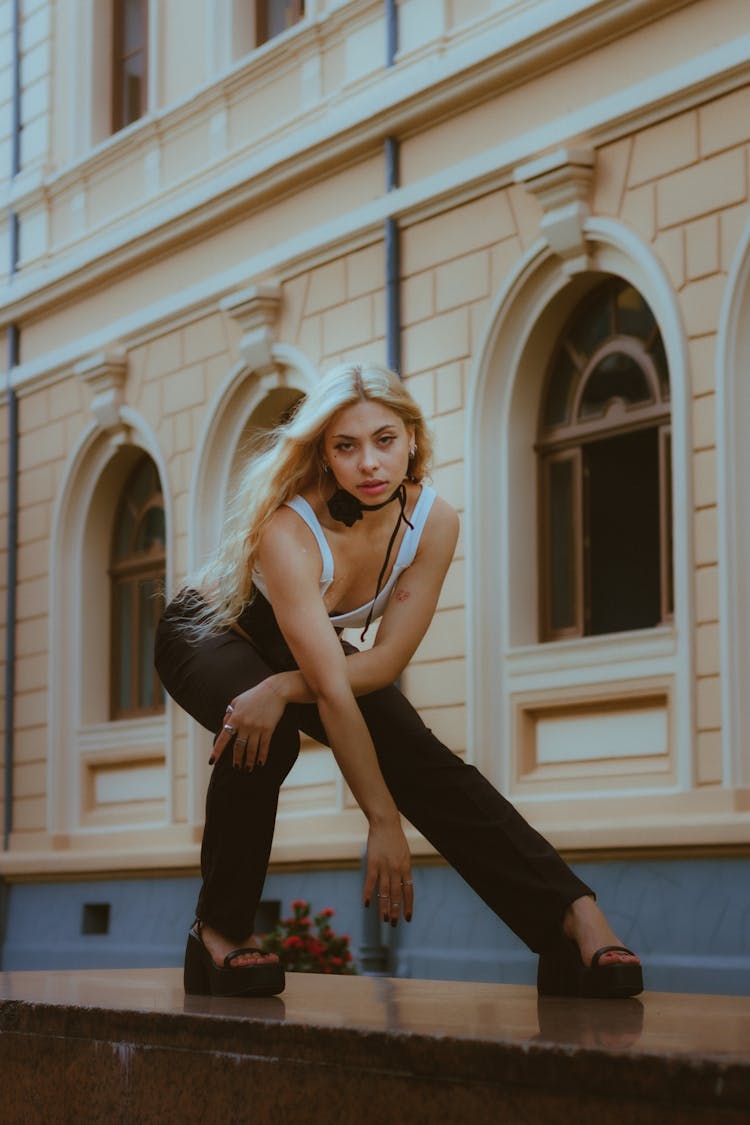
left=154, top=593, right=592, bottom=949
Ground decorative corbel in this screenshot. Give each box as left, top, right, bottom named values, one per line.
left=220, top=281, right=282, bottom=375
left=514, top=147, right=595, bottom=275
left=75, top=348, right=129, bottom=441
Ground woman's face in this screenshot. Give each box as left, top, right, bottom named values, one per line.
left=322, top=400, right=414, bottom=502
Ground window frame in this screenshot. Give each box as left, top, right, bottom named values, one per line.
left=109, top=456, right=166, bottom=720
left=111, top=0, right=149, bottom=134
left=538, top=281, right=672, bottom=643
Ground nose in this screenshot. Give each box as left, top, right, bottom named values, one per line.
left=359, top=443, right=380, bottom=472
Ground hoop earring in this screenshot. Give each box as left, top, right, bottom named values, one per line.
left=409, top=443, right=417, bottom=459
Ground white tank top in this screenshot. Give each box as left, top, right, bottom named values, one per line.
left=253, top=485, right=436, bottom=628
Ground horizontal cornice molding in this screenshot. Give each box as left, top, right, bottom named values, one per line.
left=2, top=19, right=748, bottom=370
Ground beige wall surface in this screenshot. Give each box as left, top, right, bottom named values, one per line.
left=1, top=0, right=749, bottom=876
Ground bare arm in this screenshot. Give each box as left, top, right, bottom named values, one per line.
left=239, top=507, right=415, bottom=919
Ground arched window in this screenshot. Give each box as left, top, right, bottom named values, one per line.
left=110, top=455, right=165, bottom=717
left=538, top=278, right=672, bottom=640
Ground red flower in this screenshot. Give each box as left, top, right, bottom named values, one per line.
left=260, top=900, right=357, bottom=975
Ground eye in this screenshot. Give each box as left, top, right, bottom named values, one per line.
left=334, top=442, right=354, bottom=452
left=378, top=434, right=396, bottom=446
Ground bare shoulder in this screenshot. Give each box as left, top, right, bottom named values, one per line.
left=415, top=490, right=459, bottom=566
left=258, top=504, right=321, bottom=573
left=424, top=491, right=460, bottom=541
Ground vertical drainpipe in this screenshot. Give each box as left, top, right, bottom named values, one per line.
left=4, top=0, right=22, bottom=853
left=359, top=0, right=402, bottom=977
left=384, top=0, right=400, bottom=375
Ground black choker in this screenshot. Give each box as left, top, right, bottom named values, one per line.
left=326, top=483, right=415, bottom=641
left=327, top=486, right=402, bottom=527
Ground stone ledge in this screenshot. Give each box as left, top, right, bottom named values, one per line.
left=1, top=970, right=749, bottom=1122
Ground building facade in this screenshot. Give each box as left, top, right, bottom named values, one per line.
left=1, top=0, right=749, bottom=992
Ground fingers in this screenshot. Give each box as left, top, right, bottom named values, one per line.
left=375, top=875, right=414, bottom=926
left=363, top=867, right=377, bottom=910
left=210, top=703, right=268, bottom=773
left=208, top=704, right=236, bottom=766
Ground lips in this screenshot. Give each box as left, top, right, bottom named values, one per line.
left=358, top=480, right=388, bottom=494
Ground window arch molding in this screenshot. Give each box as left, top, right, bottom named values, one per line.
left=466, top=219, right=694, bottom=830
left=717, top=216, right=750, bottom=791
left=185, top=344, right=318, bottom=825
left=48, top=410, right=173, bottom=836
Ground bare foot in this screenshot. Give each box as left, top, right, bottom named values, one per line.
left=563, top=896, right=640, bottom=968
left=198, top=923, right=280, bottom=968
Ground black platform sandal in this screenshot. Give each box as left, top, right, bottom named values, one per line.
left=183, top=921, right=286, bottom=998
left=537, top=937, right=643, bottom=999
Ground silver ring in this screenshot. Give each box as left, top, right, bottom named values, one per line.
left=402, top=880, right=413, bottom=886
left=225, top=704, right=234, bottom=712
left=223, top=724, right=236, bottom=733
left=391, top=901, right=401, bottom=907
left=235, top=736, right=248, bottom=746
left=377, top=893, right=388, bottom=899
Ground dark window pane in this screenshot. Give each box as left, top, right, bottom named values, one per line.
left=264, top=0, right=304, bottom=41
left=543, top=348, right=578, bottom=428
left=123, top=60, right=145, bottom=127
left=113, top=0, right=147, bottom=132
left=130, top=458, right=157, bottom=509
left=548, top=458, right=577, bottom=632
left=663, top=429, right=674, bottom=616
left=615, top=284, right=655, bottom=340
left=123, top=0, right=145, bottom=54
left=114, top=503, right=135, bottom=560
left=138, top=578, right=164, bottom=708
left=568, top=289, right=611, bottom=358
left=586, top=429, right=661, bottom=635
left=114, top=580, right=134, bottom=712
left=135, top=506, right=165, bottom=552
left=579, top=352, right=653, bottom=420
left=111, top=454, right=165, bottom=717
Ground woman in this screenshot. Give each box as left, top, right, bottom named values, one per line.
left=155, top=363, right=642, bottom=1000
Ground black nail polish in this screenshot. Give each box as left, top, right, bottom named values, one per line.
left=405, top=914, right=412, bottom=923
left=383, top=914, right=388, bottom=923
left=390, top=919, right=397, bottom=928
left=364, top=899, right=370, bottom=908
left=208, top=757, right=214, bottom=765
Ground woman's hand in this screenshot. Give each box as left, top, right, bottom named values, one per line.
left=210, top=678, right=287, bottom=770
left=365, top=816, right=414, bottom=925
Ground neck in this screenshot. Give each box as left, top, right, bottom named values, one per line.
left=326, top=483, right=406, bottom=528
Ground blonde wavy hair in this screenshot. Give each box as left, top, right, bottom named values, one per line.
left=183, top=362, right=433, bottom=637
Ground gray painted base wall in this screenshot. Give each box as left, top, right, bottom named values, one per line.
left=2, top=857, right=749, bottom=995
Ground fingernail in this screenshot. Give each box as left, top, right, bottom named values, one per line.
left=364, top=899, right=370, bottom=908
left=208, top=757, right=214, bottom=765
left=382, top=913, right=388, bottom=923
left=405, top=914, right=412, bottom=923
left=390, top=919, right=397, bottom=928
